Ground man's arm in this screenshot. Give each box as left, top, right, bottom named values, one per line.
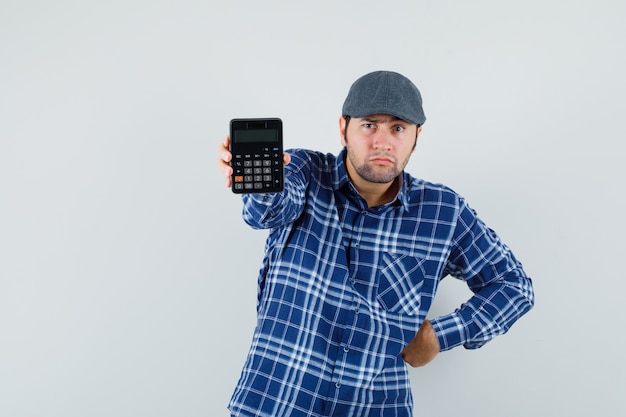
left=429, top=198, right=535, bottom=352
left=218, top=136, right=309, bottom=230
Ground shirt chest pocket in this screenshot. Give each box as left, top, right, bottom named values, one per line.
left=376, top=253, right=437, bottom=316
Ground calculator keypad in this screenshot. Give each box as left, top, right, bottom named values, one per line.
left=232, top=147, right=283, bottom=193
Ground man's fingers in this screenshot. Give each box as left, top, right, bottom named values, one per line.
left=217, top=135, right=233, bottom=188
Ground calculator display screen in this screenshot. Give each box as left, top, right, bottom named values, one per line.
left=233, top=129, right=278, bottom=143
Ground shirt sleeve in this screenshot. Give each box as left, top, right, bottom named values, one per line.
left=241, top=149, right=310, bottom=230
left=429, top=197, right=535, bottom=351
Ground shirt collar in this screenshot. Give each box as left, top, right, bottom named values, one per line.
left=334, top=148, right=411, bottom=212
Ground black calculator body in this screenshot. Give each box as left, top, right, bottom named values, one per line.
left=230, top=118, right=284, bottom=194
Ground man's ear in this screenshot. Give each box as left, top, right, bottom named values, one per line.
left=339, top=116, right=347, bottom=146
left=412, top=125, right=423, bottom=152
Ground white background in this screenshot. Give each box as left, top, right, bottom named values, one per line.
left=1, top=1, right=625, bottom=416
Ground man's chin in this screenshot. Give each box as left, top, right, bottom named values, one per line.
left=359, top=168, right=399, bottom=184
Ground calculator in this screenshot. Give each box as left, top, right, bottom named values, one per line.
left=230, top=118, right=284, bottom=194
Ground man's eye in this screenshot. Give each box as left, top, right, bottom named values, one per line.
left=363, top=123, right=375, bottom=129
left=394, top=125, right=405, bottom=132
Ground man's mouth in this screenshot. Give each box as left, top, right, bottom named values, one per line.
left=369, top=154, right=395, bottom=164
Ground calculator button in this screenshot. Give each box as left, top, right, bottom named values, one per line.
left=232, top=146, right=282, bottom=193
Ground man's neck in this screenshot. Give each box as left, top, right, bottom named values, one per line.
left=352, top=176, right=400, bottom=208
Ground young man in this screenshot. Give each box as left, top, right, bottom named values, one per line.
left=217, top=71, right=534, bottom=417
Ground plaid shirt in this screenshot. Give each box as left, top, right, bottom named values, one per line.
left=228, top=148, right=534, bottom=417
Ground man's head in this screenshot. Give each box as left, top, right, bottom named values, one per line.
left=339, top=71, right=425, bottom=194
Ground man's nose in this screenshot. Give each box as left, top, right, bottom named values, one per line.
left=373, top=129, right=392, bottom=150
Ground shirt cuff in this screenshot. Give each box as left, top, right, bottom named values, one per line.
left=241, top=192, right=281, bottom=228
left=429, top=312, right=470, bottom=351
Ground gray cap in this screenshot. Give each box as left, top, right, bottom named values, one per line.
left=342, top=71, right=426, bottom=126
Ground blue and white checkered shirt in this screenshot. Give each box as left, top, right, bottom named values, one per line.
left=228, top=148, right=534, bottom=417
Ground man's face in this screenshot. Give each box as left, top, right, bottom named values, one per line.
left=340, top=114, right=421, bottom=185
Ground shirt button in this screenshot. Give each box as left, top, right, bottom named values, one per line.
left=344, top=346, right=350, bottom=352
left=336, top=382, right=341, bottom=388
